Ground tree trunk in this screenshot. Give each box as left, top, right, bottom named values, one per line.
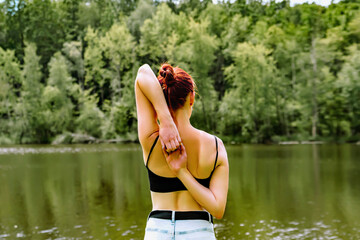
left=112, top=63, right=121, bottom=104
left=290, top=55, right=296, bottom=137
left=274, top=90, right=282, bottom=135
left=117, top=64, right=121, bottom=100
left=284, top=110, right=290, bottom=137
left=291, top=55, right=296, bottom=94
left=310, top=38, right=318, bottom=139
left=252, top=79, right=258, bottom=136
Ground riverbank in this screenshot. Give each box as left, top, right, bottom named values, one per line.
left=1, top=133, right=359, bottom=145
left=0, top=132, right=138, bottom=145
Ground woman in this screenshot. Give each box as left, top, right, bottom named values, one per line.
left=135, top=63, right=229, bottom=240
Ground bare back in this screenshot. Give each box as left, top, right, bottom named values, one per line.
left=135, top=64, right=228, bottom=218
left=143, top=127, right=219, bottom=211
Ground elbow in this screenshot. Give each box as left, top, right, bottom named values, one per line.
left=138, top=64, right=151, bottom=74
left=213, top=210, right=224, bottom=220
left=136, top=64, right=151, bottom=84
left=211, top=206, right=225, bottom=220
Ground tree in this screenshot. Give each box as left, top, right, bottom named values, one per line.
left=100, top=22, right=135, bottom=102
left=84, top=27, right=107, bottom=104
left=0, top=47, right=20, bottom=142
left=76, top=89, right=104, bottom=138
left=3, top=0, right=26, bottom=59
left=263, top=25, right=294, bottom=137
left=58, top=0, right=81, bottom=41
left=62, top=41, right=85, bottom=88
left=15, top=42, right=43, bottom=143
left=127, top=0, right=155, bottom=41
left=295, top=28, right=343, bottom=139
left=24, top=0, right=65, bottom=69
left=77, top=1, right=101, bottom=31
left=0, top=47, right=22, bottom=92
left=139, top=3, right=187, bottom=64
left=222, top=14, right=251, bottom=58
left=174, top=19, right=219, bottom=131
left=221, top=43, right=278, bottom=142
left=199, top=3, right=228, bottom=38
left=100, top=22, right=137, bottom=139
left=337, top=44, right=360, bottom=139
left=298, top=4, right=326, bottom=138
left=248, top=20, right=268, bottom=44
left=38, top=52, right=74, bottom=142
left=0, top=2, right=6, bottom=47
left=348, top=13, right=360, bottom=43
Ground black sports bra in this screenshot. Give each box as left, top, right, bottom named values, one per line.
left=146, top=135, right=218, bottom=193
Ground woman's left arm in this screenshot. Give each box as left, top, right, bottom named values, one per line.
left=135, top=64, right=181, bottom=151
left=163, top=140, right=229, bottom=219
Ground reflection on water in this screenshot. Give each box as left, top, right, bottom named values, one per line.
left=0, top=144, right=359, bottom=239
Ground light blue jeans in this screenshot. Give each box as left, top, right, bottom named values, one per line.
left=144, top=211, right=216, bottom=240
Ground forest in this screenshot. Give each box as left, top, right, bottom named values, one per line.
left=0, top=0, right=359, bottom=144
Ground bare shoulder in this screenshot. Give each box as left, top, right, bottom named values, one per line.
left=196, top=130, right=228, bottom=167
left=195, top=129, right=215, bottom=145
left=201, top=133, right=228, bottom=167
left=215, top=136, right=228, bottom=167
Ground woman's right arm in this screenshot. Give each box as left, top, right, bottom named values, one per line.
left=135, top=64, right=181, bottom=151
left=163, top=139, right=229, bottom=219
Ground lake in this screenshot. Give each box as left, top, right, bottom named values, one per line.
left=0, top=143, right=359, bottom=239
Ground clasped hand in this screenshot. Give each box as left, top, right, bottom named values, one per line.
left=162, top=143, right=187, bottom=175
left=159, top=120, right=186, bottom=175
left=159, top=121, right=182, bottom=153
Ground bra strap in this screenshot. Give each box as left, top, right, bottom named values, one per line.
left=146, top=135, right=159, bottom=168
left=210, top=136, right=218, bottom=176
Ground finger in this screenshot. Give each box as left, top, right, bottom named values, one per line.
left=178, top=143, right=183, bottom=154
left=161, top=143, right=169, bottom=156
left=173, top=138, right=180, bottom=150
left=177, top=136, right=182, bottom=145
left=170, top=140, right=177, bottom=152
left=160, top=139, right=165, bottom=149
left=161, top=140, right=170, bottom=154
left=180, top=144, right=185, bottom=154
left=165, top=141, right=172, bottom=153
left=166, top=144, right=178, bottom=153
left=165, top=142, right=172, bottom=153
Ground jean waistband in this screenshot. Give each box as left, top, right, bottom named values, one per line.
left=148, top=210, right=213, bottom=223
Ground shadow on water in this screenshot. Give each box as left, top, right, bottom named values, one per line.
left=0, top=144, right=360, bottom=239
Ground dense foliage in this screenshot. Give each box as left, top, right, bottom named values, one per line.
left=0, top=0, right=359, bottom=144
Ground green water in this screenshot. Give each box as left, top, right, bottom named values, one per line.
left=0, top=144, right=359, bottom=239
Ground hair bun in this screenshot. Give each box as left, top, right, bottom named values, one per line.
left=159, top=64, right=176, bottom=88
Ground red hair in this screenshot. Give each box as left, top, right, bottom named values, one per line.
left=157, top=63, right=195, bottom=112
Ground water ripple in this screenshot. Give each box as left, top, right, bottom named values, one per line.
left=216, top=219, right=360, bottom=239
left=0, top=146, right=140, bottom=155
left=38, top=227, right=58, bottom=234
